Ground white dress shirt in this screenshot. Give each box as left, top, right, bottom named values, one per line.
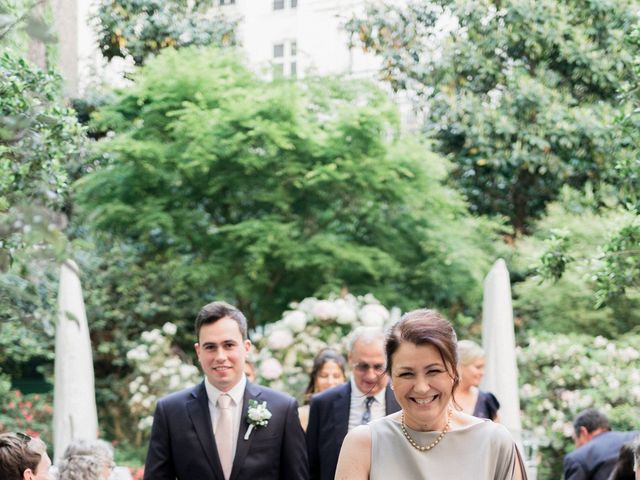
left=348, top=377, right=386, bottom=431
left=205, top=374, right=247, bottom=462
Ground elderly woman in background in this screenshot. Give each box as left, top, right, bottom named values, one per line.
left=298, top=348, right=347, bottom=431
left=335, top=309, right=526, bottom=479
left=456, top=339, right=500, bottom=421
left=56, top=438, right=114, bottom=480
left=0, top=432, right=52, bottom=480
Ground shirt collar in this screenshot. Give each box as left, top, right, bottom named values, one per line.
left=350, top=377, right=386, bottom=403
left=205, top=374, right=247, bottom=407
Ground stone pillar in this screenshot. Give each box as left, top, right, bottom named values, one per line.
left=52, top=0, right=80, bottom=97
left=26, top=1, right=47, bottom=69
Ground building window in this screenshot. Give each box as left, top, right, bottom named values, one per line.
left=274, top=0, right=296, bottom=9
left=273, top=40, right=297, bottom=78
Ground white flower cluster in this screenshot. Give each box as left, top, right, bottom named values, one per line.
left=252, top=293, right=400, bottom=400
left=247, top=400, right=272, bottom=426
left=126, top=322, right=200, bottom=433
left=517, top=333, right=640, bottom=475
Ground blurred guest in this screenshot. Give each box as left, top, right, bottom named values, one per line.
left=456, top=340, right=500, bottom=421
left=298, top=349, right=347, bottom=431
left=0, top=432, right=52, bottom=480
left=564, top=409, right=638, bottom=480
left=244, top=358, right=257, bottom=383
left=608, top=440, right=637, bottom=480
left=56, top=438, right=114, bottom=480
left=306, top=327, right=400, bottom=480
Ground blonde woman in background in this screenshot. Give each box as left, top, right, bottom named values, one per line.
left=456, top=339, right=500, bottom=421
left=298, top=348, right=347, bottom=431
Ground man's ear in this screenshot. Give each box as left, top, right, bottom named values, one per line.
left=244, top=339, right=251, bottom=352
left=23, top=468, right=34, bottom=480
left=194, top=342, right=200, bottom=355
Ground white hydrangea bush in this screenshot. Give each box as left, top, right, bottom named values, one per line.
left=518, top=333, right=640, bottom=479
left=251, top=293, right=400, bottom=401
left=126, top=322, right=200, bottom=433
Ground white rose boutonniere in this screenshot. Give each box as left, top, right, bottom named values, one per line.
left=244, top=399, right=272, bottom=440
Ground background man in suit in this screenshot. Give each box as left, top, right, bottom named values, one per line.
left=306, top=327, right=400, bottom=480
left=564, top=408, right=638, bottom=480
left=144, top=301, right=309, bottom=480
left=634, top=438, right=640, bottom=480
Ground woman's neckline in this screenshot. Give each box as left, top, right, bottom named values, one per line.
left=389, top=412, right=487, bottom=433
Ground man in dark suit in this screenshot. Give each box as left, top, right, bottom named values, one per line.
left=564, top=408, right=639, bottom=480
left=144, top=301, right=309, bottom=480
left=306, top=327, right=400, bottom=480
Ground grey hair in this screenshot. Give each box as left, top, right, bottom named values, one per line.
left=457, top=339, right=485, bottom=365
left=633, top=437, right=640, bottom=472
left=56, top=438, right=114, bottom=480
left=348, top=326, right=385, bottom=353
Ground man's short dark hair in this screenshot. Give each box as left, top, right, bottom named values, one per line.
left=573, top=408, right=610, bottom=436
left=0, top=433, right=42, bottom=480
left=195, top=301, right=248, bottom=340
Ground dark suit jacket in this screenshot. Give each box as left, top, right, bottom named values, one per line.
left=144, top=381, right=309, bottom=480
left=305, top=382, right=400, bottom=480
left=563, top=430, right=639, bottom=480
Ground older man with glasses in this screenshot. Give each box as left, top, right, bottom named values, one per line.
left=306, top=327, right=400, bottom=480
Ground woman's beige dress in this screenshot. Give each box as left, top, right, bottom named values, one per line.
left=370, top=416, right=525, bottom=480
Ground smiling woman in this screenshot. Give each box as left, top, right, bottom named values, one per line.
left=335, top=309, right=527, bottom=480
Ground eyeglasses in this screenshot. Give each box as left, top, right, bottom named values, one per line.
left=352, top=362, right=385, bottom=374
left=16, top=432, right=32, bottom=444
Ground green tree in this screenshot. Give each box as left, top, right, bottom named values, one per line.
left=94, top=0, right=238, bottom=66
left=512, top=190, right=640, bottom=337
left=0, top=0, right=57, bottom=54
left=533, top=25, right=640, bottom=306
left=0, top=12, right=88, bottom=411
left=346, top=0, right=637, bottom=234
left=0, top=52, right=87, bottom=334
left=74, top=46, right=502, bottom=328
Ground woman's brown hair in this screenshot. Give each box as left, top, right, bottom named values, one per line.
left=385, top=309, right=460, bottom=400
left=303, top=348, right=347, bottom=403
left=0, top=433, right=43, bottom=480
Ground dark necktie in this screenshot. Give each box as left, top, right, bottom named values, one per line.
left=361, top=396, right=375, bottom=424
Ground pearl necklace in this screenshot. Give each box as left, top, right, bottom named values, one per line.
left=400, top=408, right=452, bottom=452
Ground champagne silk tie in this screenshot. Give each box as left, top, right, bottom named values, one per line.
left=216, top=394, right=233, bottom=480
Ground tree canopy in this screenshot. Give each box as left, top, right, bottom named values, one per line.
left=94, top=0, right=238, bottom=65
left=346, top=0, right=638, bottom=234
left=74, top=46, right=502, bottom=327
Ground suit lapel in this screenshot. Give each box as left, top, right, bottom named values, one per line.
left=384, top=384, right=400, bottom=414
left=333, top=383, right=351, bottom=451
left=229, top=382, right=262, bottom=480
left=186, top=382, right=224, bottom=479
